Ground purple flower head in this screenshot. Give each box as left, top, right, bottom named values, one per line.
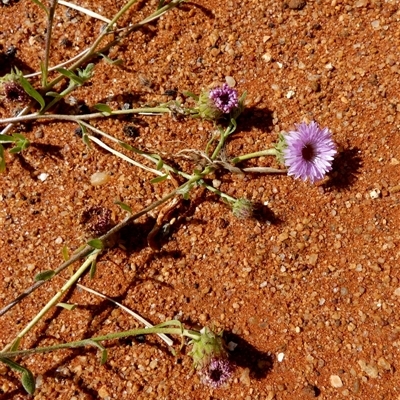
left=200, top=357, right=233, bottom=388
left=209, top=84, right=238, bottom=114
left=189, top=327, right=234, bottom=388
left=283, top=121, right=337, bottom=184
left=2, top=81, right=29, bottom=103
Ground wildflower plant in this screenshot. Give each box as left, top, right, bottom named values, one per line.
left=0, top=0, right=338, bottom=395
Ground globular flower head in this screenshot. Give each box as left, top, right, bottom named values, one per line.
left=232, top=198, right=254, bottom=219
left=2, top=80, right=28, bottom=103
left=80, top=206, right=113, bottom=236
left=283, top=121, right=337, bottom=184
left=209, top=84, right=239, bottom=114
left=193, top=84, right=240, bottom=121
left=189, top=327, right=234, bottom=388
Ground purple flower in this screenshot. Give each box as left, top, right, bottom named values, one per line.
left=2, top=81, right=29, bottom=103
left=209, top=84, right=238, bottom=114
left=200, top=357, right=233, bottom=388
left=283, top=121, right=337, bottom=183
left=189, top=327, right=234, bottom=388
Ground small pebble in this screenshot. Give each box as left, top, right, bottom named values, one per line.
left=225, top=76, right=236, bottom=87
left=287, top=0, right=306, bottom=9
left=90, top=172, right=110, bottom=186
left=330, top=375, right=343, bottom=388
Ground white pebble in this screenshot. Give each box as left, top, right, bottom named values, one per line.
left=225, top=76, right=236, bottom=87
left=277, top=352, right=285, bottom=362
left=38, top=173, right=49, bottom=182
left=90, top=172, right=110, bottom=186
left=330, top=375, right=343, bottom=388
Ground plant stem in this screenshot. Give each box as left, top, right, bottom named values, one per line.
left=42, top=0, right=59, bottom=87
left=232, top=148, right=277, bottom=164
left=0, top=107, right=170, bottom=125
left=0, top=326, right=200, bottom=360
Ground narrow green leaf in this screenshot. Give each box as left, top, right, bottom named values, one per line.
left=98, top=53, right=123, bottom=66
left=57, top=302, right=76, bottom=311
left=94, top=103, right=112, bottom=115
left=150, top=174, right=168, bottom=184
left=87, top=239, right=104, bottom=249
left=82, top=133, right=91, bottom=149
left=9, top=146, right=22, bottom=154
left=56, top=68, right=85, bottom=85
left=89, top=258, right=97, bottom=279
left=0, top=144, right=5, bottom=173
left=18, top=75, right=45, bottom=111
left=30, top=0, right=49, bottom=16
left=45, top=91, right=62, bottom=98
left=35, top=270, right=56, bottom=281
left=182, top=90, right=198, bottom=101
left=21, top=369, right=36, bottom=395
left=85, top=340, right=108, bottom=365
left=0, top=134, right=16, bottom=143
left=10, top=337, right=21, bottom=352
left=62, top=245, right=69, bottom=261
left=114, top=201, right=132, bottom=213
left=0, top=358, right=35, bottom=395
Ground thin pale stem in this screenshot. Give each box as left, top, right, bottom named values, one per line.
left=2, top=251, right=100, bottom=352
left=88, top=134, right=164, bottom=176
left=58, top=0, right=111, bottom=23
left=75, top=283, right=173, bottom=346
left=0, top=107, right=170, bottom=125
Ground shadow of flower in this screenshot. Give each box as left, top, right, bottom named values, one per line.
left=323, top=146, right=362, bottom=190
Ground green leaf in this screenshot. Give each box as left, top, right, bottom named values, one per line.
left=30, top=0, right=49, bottom=16
left=18, top=74, right=45, bottom=111
left=9, top=146, right=22, bottom=154
left=57, top=302, right=76, bottom=311
left=0, top=144, right=5, bottom=173
left=0, top=134, right=15, bottom=144
left=21, top=369, right=36, bottom=395
left=182, top=90, right=198, bottom=101
left=114, top=201, right=132, bottom=213
left=85, top=340, right=108, bottom=365
left=0, top=358, right=35, bottom=395
left=78, top=63, right=95, bottom=80
left=89, top=258, right=97, bottom=279
left=10, top=337, right=21, bottom=352
left=56, top=68, right=85, bottom=85
left=45, top=91, right=62, bottom=98
left=150, top=174, right=168, bottom=184
left=94, top=103, right=112, bottom=115
left=35, top=270, right=56, bottom=281
left=98, top=53, right=123, bottom=66
left=62, top=245, right=69, bottom=261
left=87, top=239, right=104, bottom=249
left=82, top=133, right=91, bottom=149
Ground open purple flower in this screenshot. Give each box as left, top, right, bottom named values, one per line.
left=283, top=121, right=337, bottom=183
left=209, top=84, right=238, bottom=114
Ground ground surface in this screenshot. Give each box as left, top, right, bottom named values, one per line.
left=1, top=0, right=400, bottom=399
